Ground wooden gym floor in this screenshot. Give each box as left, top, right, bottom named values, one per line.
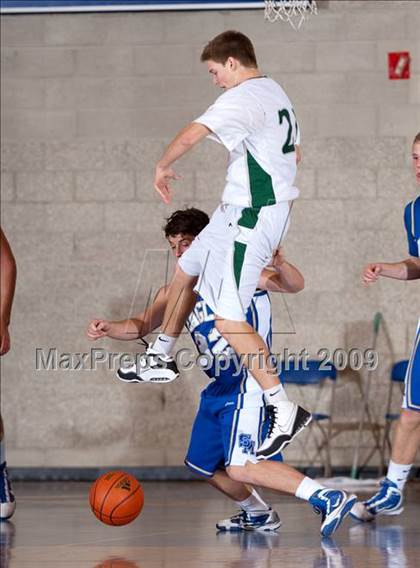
left=2, top=480, right=420, bottom=567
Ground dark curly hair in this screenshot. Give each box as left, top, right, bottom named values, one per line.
left=163, top=208, right=209, bottom=238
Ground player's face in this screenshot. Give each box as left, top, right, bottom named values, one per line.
left=206, top=59, right=235, bottom=90
left=167, top=234, right=195, bottom=258
left=412, top=142, right=420, bottom=184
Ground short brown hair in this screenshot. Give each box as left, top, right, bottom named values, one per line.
left=201, top=30, right=257, bottom=68
left=414, top=132, right=420, bottom=145
left=163, top=208, right=209, bottom=238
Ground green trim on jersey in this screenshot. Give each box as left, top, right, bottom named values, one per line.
left=246, top=150, right=276, bottom=208
left=233, top=241, right=247, bottom=288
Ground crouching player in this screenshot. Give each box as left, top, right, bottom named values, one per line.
left=87, top=208, right=356, bottom=536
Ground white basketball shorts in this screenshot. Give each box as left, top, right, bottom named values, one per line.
left=178, top=200, right=292, bottom=321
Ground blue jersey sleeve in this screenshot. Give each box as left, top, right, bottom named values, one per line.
left=404, top=198, right=420, bottom=257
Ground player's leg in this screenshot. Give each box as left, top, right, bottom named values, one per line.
left=120, top=211, right=214, bottom=383
left=159, top=266, right=198, bottom=338
left=116, top=265, right=197, bottom=383
left=207, top=469, right=252, bottom=502
left=0, top=414, right=16, bottom=520
left=351, top=325, right=420, bottom=521
left=215, top=203, right=311, bottom=458
left=185, top=402, right=279, bottom=532
left=206, top=469, right=279, bottom=532
left=217, top=402, right=282, bottom=532
left=226, top=461, right=356, bottom=538
left=222, top=403, right=355, bottom=537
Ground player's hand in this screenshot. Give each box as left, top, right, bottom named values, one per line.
left=269, top=247, right=286, bottom=270
left=87, top=319, right=112, bottom=340
left=0, top=325, right=11, bottom=356
left=362, top=263, right=383, bottom=285
left=154, top=164, right=180, bottom=204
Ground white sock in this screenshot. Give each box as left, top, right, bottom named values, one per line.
left=295, top=477, right=325, bottom=501
left=387, top=460, right=412, bottom=491
left=263, top=384, right=289, bottom=404
left=0, top=439, right=5, bottom=465
left=152, top=333, right=177, bottom=356
left=237, top=489, right=270, bottom=512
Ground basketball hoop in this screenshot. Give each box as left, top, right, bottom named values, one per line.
left=264, top=0, right=318, bottom=30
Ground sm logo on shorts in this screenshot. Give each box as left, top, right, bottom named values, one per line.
left=239, top=433, right=255, bottom=455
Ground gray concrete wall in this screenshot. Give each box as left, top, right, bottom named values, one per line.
left=1, top=1, right=419, bottom=469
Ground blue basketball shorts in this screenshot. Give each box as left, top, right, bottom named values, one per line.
left=185, top=389, right=282, bottom=477
left=403, top=320, right=420, bottom=412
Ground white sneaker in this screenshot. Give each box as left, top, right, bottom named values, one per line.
left=116, top=346, right=179, bottom=384
left=256, top=402, right=312, bottom=460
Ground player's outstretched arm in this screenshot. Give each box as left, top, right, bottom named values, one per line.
left=154, top=122, right=211, bottom=203
left=362, top=258, right=420, bottom=284
left=86, top=286, right=169, bottom=342
left=0, top=228, right=17, bottom=356
left=258, top=248, right=304, bottom=293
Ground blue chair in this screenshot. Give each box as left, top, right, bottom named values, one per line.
left=380, top=360, right=408, bottom=468
left=281, top=360, right=337, bottom=477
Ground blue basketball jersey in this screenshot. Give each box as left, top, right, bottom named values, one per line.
left=186, top=290, right=272, bottom=399
left=404, top=196, right=420, bottom=257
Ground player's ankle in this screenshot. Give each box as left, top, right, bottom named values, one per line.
left=295, top=477, right=324, bottom=502
left=152, top=333, right=177, bottom=356
left=236, top=489, right=270, bottom=512
left=387, top=460, right=412, bottom=491
left=263, top=385, right=289, bottom=404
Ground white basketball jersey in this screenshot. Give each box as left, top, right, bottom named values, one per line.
left=194, top=77, right=300, bottom=208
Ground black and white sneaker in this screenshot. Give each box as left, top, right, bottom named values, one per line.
left=256, top=401, right=312, bottom=460
left=216, top=508, right=281, bottom=532
left=116, top=346, right=179, bottom=384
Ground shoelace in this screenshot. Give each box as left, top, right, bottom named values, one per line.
left=229, top=510, right=248, bottom=524
left=137, top=337, right=149, bottom=349
left=266, top=405, right=278, bottom=438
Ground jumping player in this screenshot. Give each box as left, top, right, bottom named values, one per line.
left=121, top=30, right=311, bottom=461
left=352, top=132, right=420, bottom=521
left=87, top=208, right=356, bottom=536
left=0, top=228, right=17, bottom=520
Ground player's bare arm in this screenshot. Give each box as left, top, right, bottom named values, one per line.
left=258, top=248, right=304, bottom=293
left=87, top=286, right=169, bottom=342
left=362, top=257, right=420, bottom=285
left=295, top=144, right=302, bottom=165
left=155, top=123, right=211, bottom=203
left=0, top=228, right=17, bottom=356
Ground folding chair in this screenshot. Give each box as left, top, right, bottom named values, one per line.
left=380, top=360, right=408, bottom=469
left=282, top=359, right=384, bottom=477
left=281, top=360, right=337, bottom=477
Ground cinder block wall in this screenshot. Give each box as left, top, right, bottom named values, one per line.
left=1, top=1, right=419, bottom=468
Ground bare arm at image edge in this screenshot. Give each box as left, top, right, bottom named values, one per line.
left=0, top=228, right=17, bottom=356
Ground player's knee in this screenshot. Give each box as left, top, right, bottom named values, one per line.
left=400, top=409, right=420, bottom=430
left=226, top=465, right=249, bottom=483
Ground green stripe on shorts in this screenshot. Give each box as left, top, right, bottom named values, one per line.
left=233, top=241, right=247, bottom=288
left=247, top=150, right=276, bottom=208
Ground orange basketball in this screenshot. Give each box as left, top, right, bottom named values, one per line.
left=89, top=471, right=144, bottom=526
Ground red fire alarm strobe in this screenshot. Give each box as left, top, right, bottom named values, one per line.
left=388, top=52, right=410, bottom=80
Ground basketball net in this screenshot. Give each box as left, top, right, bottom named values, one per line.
left=264, top=0, right=318, bottom=30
